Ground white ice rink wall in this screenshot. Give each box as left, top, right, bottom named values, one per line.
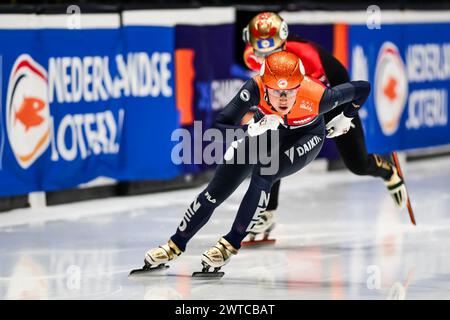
left=0, top=7, right=449, bottom=211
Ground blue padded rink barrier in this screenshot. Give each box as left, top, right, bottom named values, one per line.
left=0, top=156, right=449, bottom=300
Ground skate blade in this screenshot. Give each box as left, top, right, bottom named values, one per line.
left=241, top=238, right=276, bottom=247
left=129, top=264, right=169, bottom=276
left=192, top=271, right=225, bottom=278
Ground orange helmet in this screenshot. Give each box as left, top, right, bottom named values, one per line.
left=243, top=12, right=289, bottom=54
left=260, top=51, right=305, bottom=90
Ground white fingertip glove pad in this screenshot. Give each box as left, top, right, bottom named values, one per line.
left=247, top=114, right=283, bottom=137
left=325, top=112, right=354, bottom=138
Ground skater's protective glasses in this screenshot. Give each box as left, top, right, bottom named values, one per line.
left=266, top=86, right=299, bottom=98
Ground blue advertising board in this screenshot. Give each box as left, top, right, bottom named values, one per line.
left=349, top=23, right=450, bottom=153
left=0, top=20, right=181, bottom=197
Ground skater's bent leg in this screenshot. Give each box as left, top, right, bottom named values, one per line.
left=171, top=162, right=252, bottom=251
left=223, top=173, right=274, bottom=249
left=266, top=179, right=280, bottom=211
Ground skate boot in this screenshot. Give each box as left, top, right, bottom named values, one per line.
left=374, top=154, right=408, bottom=210
left=390, top=152, right=416, bottom=225
left=242, top=210, right=276, bottom=246
left=192, top=238, right=238, bottom=278
left=383, top=162, right=408, bottom=210
left=129, top=239, right=182, bottom=276
left=374, top=153, right=416, bottom=225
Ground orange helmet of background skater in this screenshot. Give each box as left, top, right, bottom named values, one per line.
left=260, top=51, right=305, bottom=90
left=243, top=12, right=289, bottom=55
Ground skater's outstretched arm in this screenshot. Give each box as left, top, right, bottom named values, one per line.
left=319, top=81, right=371, bottom=117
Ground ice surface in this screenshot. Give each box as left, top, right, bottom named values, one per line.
left=1, top=157, right=449, bottom=300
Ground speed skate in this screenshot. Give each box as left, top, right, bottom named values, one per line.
left=241, top=212, right=277, bottom=247
left=192, top=238, right=237, bottom=278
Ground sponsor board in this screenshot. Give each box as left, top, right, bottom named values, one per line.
left=0, top=22, right=180, bottom=196
left=350, top=23, right=450, bottom=153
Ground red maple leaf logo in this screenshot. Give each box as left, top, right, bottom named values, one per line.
left=383, top=77, right=397, bottom=101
